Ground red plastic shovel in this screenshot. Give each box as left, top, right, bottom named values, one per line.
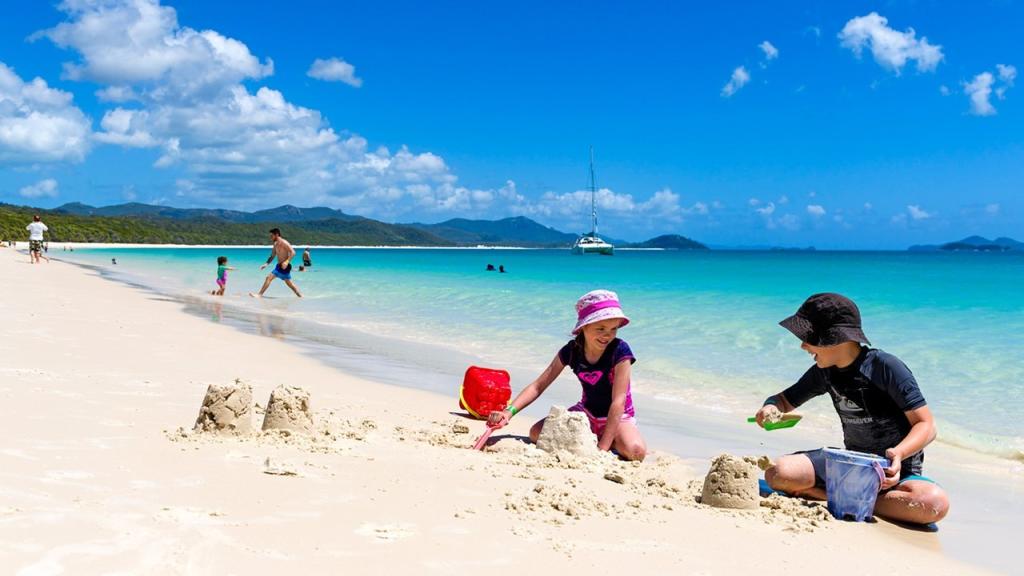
left=472, top=424, right=497, bottom=450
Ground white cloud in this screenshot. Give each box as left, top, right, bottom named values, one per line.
left=995, top=64, right=1016, bottom=100
left=685, top=201, right=709, bottom=215
left=307, top=57, right=363, bottom=87
left=777, top=214, right=800, bottom=231
left=0, top=62, right=92, bottom=164
left=997, top=64, right=1017, bottom=84
left=748, top=197, right=761, bottom=206
left=721, top=66, right=750, bottom=97
left=806, top=26, right=822, bottom=39
left=777, top=195, right=789, bottom=205
left=34, top=0, right=497, bottom=216
left=36, top=0, right=273, bottom=101
left=864, top=202, right=873, bottom=210
left=19, top=178, right=59, bottom=198
left=759, top=41, right=779, bottom=61
left=806, top=204, right=826, bottom=217
left=755, top=202, right=775, bottom=216
left=838, top=12, right=943, bottom=74
left=94, top=108, right=158, bottom=147
left=985, top=203, right=1000, bottom=215
left=939, top=85, right=951, bottom=96
left=907, top=204, right=933, bottom=220
left=964, top=72, right=996, bottom=116
left=95, top=85, right=138, bottom=102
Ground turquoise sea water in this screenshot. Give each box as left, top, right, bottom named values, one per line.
left=63, top=247, right=1024, bottom=461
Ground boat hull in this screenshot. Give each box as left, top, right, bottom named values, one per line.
left=571, top=243, right=614, bottom=255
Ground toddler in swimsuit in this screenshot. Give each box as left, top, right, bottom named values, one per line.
left=211, top=256, right=235, bottom=296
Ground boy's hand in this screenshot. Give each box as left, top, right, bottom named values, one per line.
left=486, top=410, right=510, bottom=428
left=881, top=448, right=902, bottom=490
left=260, top=263, right=267, bottom=270
left=754, top=404, right=783, bottom=428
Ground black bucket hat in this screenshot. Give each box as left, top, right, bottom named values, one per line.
left=779, top=293, right=870, bottom=346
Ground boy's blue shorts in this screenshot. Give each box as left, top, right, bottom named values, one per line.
left=796, top=448, right=938, bottom=490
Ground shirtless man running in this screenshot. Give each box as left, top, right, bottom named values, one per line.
left=251, top=228, right=303, bottom=298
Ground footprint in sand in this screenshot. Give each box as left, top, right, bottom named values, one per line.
left=154, top=506, right=226, bottom=525
left=355, top=523, right=416, bottom=543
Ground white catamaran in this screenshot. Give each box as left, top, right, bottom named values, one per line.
left=571, top=147, right=615, bottom=255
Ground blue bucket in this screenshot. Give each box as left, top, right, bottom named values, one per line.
left=823, top=448, right=889, bottom=522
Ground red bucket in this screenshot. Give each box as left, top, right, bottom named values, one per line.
left=459, top=366, right=511, bottom=419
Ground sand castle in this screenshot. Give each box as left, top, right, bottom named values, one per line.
left=700, top=454, right=760, bottom=510
left=193, top=380, right=254, bottom=434
left=261, top=384, right=315, bottom=434
left=536, top=406, right=598, bottom=457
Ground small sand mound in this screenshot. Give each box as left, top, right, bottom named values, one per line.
left=262, top=385, right=315, bottom=434
left=193, top=380, right=253, bottom=434
left=700, top=454, right=759, bottom=510
left=762, top=406, right=783, bottom=424
left=536, top=406, right=597, bottom=457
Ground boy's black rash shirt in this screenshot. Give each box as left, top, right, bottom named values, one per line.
left=782, top=347, right=927, bottom=459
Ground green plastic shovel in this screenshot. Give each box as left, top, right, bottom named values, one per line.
left=747, top=414, right=802, bottom=431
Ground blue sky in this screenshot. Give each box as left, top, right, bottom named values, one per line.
left=0, top=1, right=1021, bottom=248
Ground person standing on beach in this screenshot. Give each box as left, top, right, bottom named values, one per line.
left=754, top=293, right=949, bottom=526
left=302, top=247, right=312, bottom=268
left=252, top=228, right=302, bottom=298
left=487, top=290, right=646, bottom=460
left=26, top=215, right=50, bottom=264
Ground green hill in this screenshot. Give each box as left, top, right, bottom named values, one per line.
left=625, top=234, right=708, bottom=250
left=1, top=204, right=447, bottom=246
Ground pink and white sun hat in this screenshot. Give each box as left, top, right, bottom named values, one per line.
left=572, top=289, right=630, bottom=335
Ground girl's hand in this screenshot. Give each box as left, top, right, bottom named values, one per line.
left=486, top=410, right=510, bottom=428
left=597, top=438, right=613, bottom=452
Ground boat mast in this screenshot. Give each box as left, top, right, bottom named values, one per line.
left=589, top=146, right=597, bottom=237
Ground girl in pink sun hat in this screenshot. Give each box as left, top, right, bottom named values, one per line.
left=487, top=289, right=646, bottom=460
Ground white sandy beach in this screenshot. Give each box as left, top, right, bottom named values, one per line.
left=0, top=247, right=1002, bottom=575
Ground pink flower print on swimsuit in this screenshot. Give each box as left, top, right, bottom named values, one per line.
left=557, top=338, right=636, bottom=419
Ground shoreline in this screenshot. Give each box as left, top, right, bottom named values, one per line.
left=1, top=248, right=1013, bottom=574
left=54, top=246, right=1024, bottom=467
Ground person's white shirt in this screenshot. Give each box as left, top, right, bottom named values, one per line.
left=26, top=221, right=48, bottom=241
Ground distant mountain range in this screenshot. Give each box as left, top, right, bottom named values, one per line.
left=54, top=202, right=364, bottom=223
left=909, top=236, right=1024, bottom=252
left=407, top=216, right=579, bottom=246
left=1, top=201, right=707, bottom=249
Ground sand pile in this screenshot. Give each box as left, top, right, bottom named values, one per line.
left=193, top=380, right=253, bottom=434
left=535, top=406, right=597, bottom=457
left=760, top=494, right=832, bottom=531
left=762, top=406, right=783, bottom=424
left=262, top=385, right=315, bottom=434
left=700, top=454, right=759, bottom=509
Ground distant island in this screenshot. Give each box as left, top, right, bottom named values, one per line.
left=909, top=236, right=1023, bottom=252
left=0, top=201, right=707, bottom=249
left=623, top=234, right=708, bottom=250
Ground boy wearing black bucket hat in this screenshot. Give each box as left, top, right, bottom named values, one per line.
left=754, top=293, right=949, bottom=526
